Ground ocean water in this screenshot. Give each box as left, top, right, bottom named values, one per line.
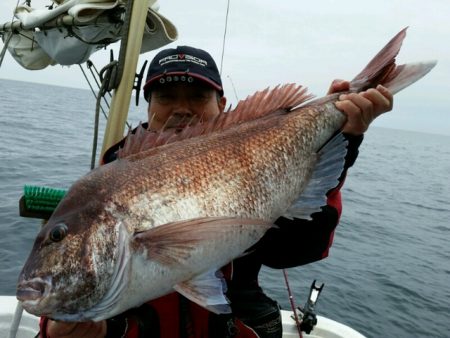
left=0, top=79, right=449, bottom=338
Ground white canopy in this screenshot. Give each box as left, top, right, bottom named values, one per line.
left=2, top=0, right=178, bottom=69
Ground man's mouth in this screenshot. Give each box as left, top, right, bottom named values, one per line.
left=167, top=119, right=198, bottom=130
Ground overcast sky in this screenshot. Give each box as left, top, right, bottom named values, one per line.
left=1, top=0, right=449, bottom=135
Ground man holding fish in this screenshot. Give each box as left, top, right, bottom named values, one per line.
left=38, top=44, right=393, bottom=338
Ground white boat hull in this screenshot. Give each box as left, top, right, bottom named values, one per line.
left=0, top=296, right=366, bottom=338
left=281, top=310, right=366, bottom=338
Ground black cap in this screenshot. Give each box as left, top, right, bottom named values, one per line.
left=143, top=45, right=223, bottom=101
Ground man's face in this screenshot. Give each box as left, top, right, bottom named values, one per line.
left=147, top=82, right=226, bottom=131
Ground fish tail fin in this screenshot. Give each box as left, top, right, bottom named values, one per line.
left=350, top=27, right=437, bottom=95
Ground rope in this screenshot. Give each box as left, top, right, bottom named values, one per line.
left=79, top=62, right=110, bottom=170
left=79, top=63, right=109, bottom=120
left=0, top=0, right=19, bottom=66
left=88, top=61, right=130, bottom=130
left=90, top=64, right=112, bottom=169
left=227, top=75, right=239, bottom=102
left=0, top=32, right=13, bottom=68
left=219, top=0, right=231, bottom=75
left=283, top=269, right=303, bottom=338
left=88, top=61, right=113, bottom=103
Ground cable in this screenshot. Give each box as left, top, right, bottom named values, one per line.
left=219, top=0, right=231, bottom=75
left=0, top=0, right=20, bottom=68
left=0, top=32, right=13, bottom=68
left=79, top=63, right=109, bottom=120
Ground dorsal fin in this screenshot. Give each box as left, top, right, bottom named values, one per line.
left=118, top=84, right=314, bottom=159
left=226, top=83, right=313, bottom=121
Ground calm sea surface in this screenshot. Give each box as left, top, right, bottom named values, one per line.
left=0, top=79, right=449, bottom=338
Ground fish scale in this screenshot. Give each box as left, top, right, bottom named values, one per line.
left=120, top=110, right=327, bottom=223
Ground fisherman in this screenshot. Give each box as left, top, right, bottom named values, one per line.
left=41, top=45, right=393, bottom=338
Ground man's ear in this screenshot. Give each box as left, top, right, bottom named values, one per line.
left=218, top=95, right=227, bottom=112
left=147, top=103, right=153, bottom=120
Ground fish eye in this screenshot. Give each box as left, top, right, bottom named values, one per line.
left=49, top=223, right=68, bottom=242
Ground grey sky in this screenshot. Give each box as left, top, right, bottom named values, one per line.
left=1, top=0, right=449, bottom=135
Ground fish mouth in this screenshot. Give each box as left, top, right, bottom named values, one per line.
left=17, top=278, right=51, bottom=303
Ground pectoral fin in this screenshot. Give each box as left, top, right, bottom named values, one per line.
left=131, top=217, right=273, bottom=266
left=174, top=269, right=231, bottom=314
left=283, top=133, right=348, bottom=220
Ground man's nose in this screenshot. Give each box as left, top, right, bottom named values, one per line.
left=172, top=112, right=194, bottom=123
left=172, top=96, right=194, bottom=116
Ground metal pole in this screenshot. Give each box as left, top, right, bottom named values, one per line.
left=100, top=0, right=150, bottom=158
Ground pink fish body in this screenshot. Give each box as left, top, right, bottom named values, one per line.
left=17, top=28, right=435, bottom=321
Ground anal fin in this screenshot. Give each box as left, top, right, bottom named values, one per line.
left=174, top=269, right=231, bottom=314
